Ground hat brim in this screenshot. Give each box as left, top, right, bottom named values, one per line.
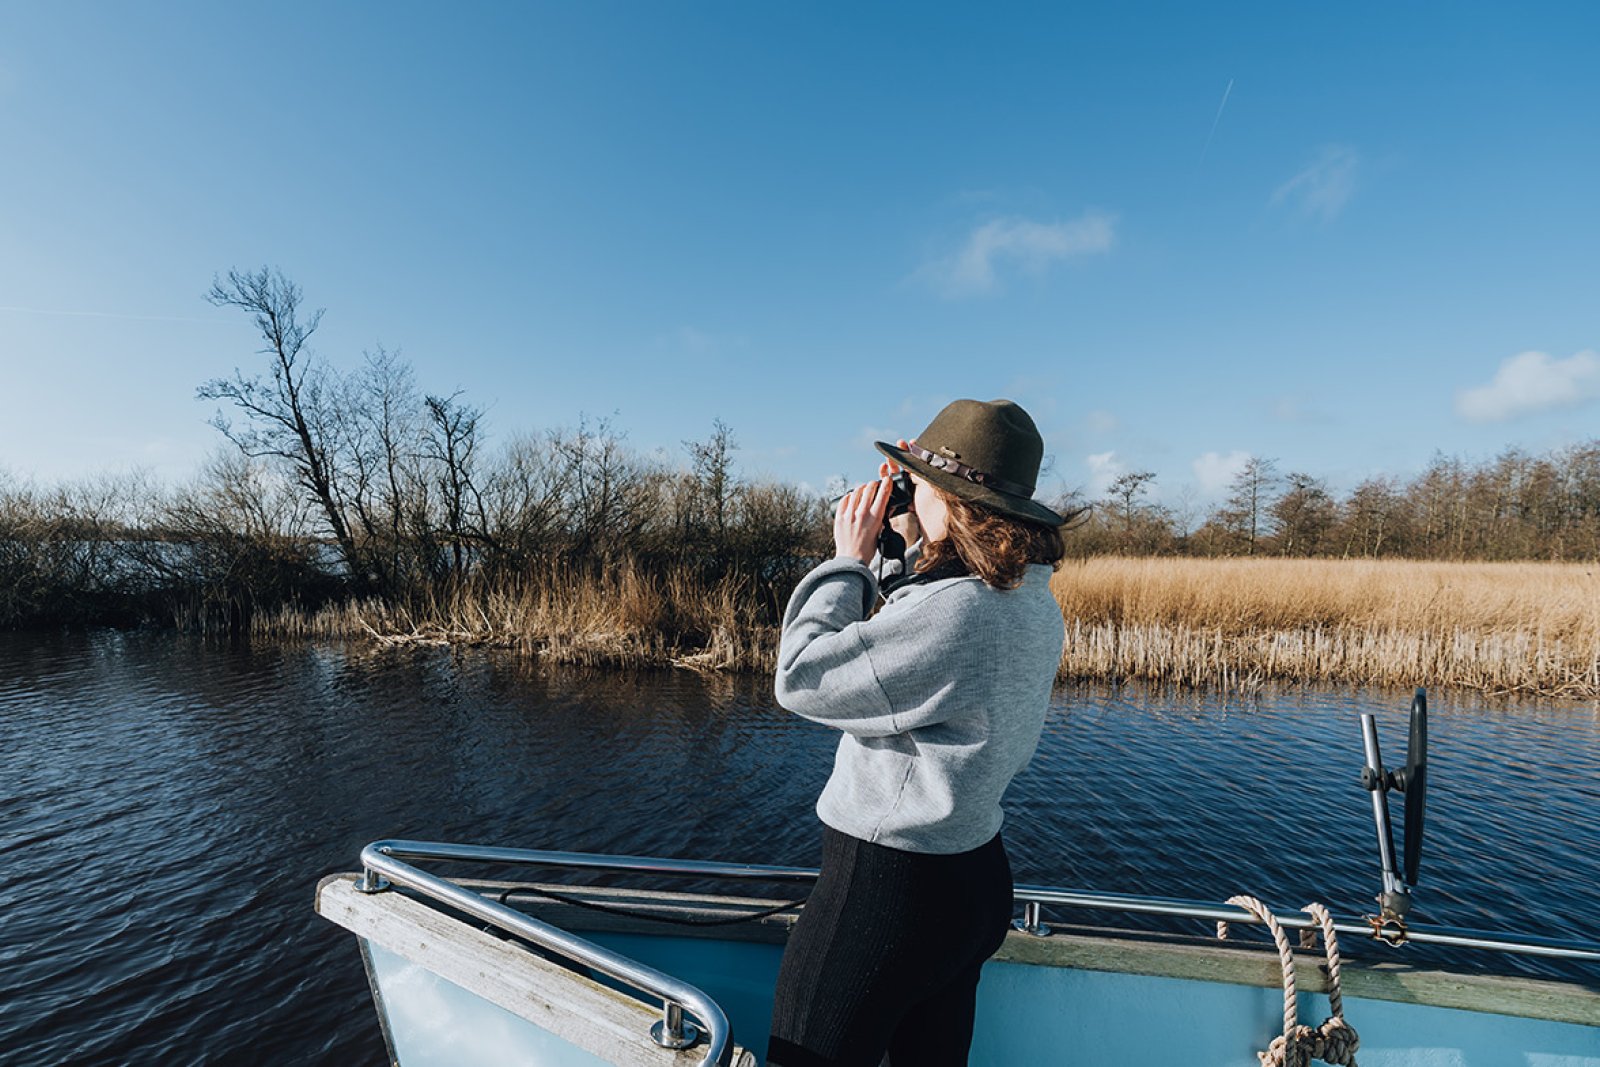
left=875, top=441, right=1069, bottom=527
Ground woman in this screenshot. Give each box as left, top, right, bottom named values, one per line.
left=766, top=398, right=1071, bottom=1067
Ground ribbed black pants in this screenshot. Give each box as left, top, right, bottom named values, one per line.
left=766, top=826, right=1013, bottom=1067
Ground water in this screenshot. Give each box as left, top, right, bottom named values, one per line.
left=2, top=630, right=1597, bottom=1065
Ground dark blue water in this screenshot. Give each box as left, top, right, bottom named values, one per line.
left=2, top=631, right=1597, bottom=1065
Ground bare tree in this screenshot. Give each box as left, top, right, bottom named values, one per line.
left=198, top=267, right=360, bottom=581
left=149, top=451, right=322, bottom=633
left=1271, top=472, right=1336, bottom=556
left=480, top=431, right=568, bottom=571
left=684, top=419, right=739, bottom=558
left=1105, top=471, right=1157, bottom=532
left=344, top=347, right=425, bottom=589
left=423, top=391, right=490, bottom=581
left=1215, top=457, right=1279, bottom=555
left=1339, top=477, right=1407, bottom=558
left=549, top=415, right=649, bottom=561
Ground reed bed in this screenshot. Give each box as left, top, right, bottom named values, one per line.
left=1052, top=558, right=1600, bottom=696
left=254, top=561, right=781, bottom=672
left=255, top=556, right=1599, bottom=697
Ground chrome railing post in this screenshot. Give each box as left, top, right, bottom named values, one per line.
left=1014, top=899, right=1051, bottom=937
left=354, top=867, right=389, bottom=894
left=651, top=999, right=702, bottom=1050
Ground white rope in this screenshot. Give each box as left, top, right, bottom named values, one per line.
left=1225, top=895, right=1360, bottom=1067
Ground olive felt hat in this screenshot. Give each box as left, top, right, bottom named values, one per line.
left=875, top=398, right=1068, bottom=527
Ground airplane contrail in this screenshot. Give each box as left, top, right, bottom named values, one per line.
left=1199, top=78, right=1234, bottom=165
left=0, top=305, right=224, bottom=324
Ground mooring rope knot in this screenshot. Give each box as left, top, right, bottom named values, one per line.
left=1225, top=896, right=1360, bottom=1067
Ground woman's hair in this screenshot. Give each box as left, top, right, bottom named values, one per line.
left=915, top=487, right=1065, bottom=589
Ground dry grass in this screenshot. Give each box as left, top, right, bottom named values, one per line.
left=1053, top=557, right=1600, bottom=696
left=254, top=556, right=1600, bottom=696
left=254, top=561, right=780, bottom=672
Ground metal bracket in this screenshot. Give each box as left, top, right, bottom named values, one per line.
left=1367, top=912, right=1410, bottom=946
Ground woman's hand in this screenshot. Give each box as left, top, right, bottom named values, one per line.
left=876, top=438, right=910, bottom=479
left=834, top=477, right=891, bottom=564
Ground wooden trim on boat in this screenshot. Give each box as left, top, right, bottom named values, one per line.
left=316, top=875, right=758, bottom=1067
left=446, top=878, right=1600, bottom=1030
left=995, top=926, right=1600, bottom=1028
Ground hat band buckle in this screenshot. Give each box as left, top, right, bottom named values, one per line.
left=907, top=441, right=1035, bottom=499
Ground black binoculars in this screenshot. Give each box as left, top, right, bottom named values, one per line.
left=884, top=471, right=914, bottom=519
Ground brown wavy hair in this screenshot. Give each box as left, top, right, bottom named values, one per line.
left=915, top=487, right=1065, bottom=589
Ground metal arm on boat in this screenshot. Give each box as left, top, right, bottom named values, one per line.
left=1358, top=688, right=1428, bottom=941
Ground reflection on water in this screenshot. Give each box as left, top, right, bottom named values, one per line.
left=1, top=631, right=1596, bottom=1064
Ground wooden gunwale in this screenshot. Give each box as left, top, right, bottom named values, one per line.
left=441, top=876, right=1600, bottom=1029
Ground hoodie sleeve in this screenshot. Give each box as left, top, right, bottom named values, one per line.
left=774, top=557, right=972, bottom=737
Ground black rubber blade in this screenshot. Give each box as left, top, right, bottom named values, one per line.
left=1403, top=687, right=1428, bottom=887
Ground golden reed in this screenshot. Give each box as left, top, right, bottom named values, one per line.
left=1052, top=557, right=1600, bottom=697
left=252, top=561, right=774, bottom=672
left=255, top=557, right=1599, bottom=697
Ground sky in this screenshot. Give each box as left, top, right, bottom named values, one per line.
left=2, top=2, right=1597, bottom=507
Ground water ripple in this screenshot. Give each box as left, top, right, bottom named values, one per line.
left=2, top=631, right=1597, bottom=1063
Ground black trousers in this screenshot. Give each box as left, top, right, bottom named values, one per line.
left=766, top=826, right=1014, bottom=1067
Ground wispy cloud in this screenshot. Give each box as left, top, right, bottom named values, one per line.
left=1456, top=349, right=1600, bottom=422
left=1084, top=409, right=1119, bottom=434
left=1193, top=450, right=1251, bottom=496
left=1199, top=78, right=1234, bottom=165
left=1271, top=146, right=1359, bottom=222
left=1268, top=395, right=1332, bottom=424
left=917, top=212, right=1116, bottom=298
left=1085, top=450, right=1125, bottom=496
left=856, top=425, right=901, bottom=453
left=665, top=325, right=747, bottom=356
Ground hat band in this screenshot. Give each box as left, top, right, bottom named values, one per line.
left=908, top=441, right=1035, bottom=498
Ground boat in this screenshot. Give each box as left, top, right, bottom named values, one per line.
left=315, top=691, right=1600, bottom=1065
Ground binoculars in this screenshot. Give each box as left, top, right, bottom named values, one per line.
left=883, top=471, right=914, bottom=519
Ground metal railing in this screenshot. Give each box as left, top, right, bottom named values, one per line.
left=1011, top=885, right=1600, bottom=962
left=353, top=837, right=1600, bottom=1059
left=357, top=840, right=778, bottom=1066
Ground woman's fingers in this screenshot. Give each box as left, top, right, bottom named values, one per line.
left=879, top=440, right=911, bottom=478
left=868, top=475, right=890, bottom=516
left=832, top=479, right=891, bottom=564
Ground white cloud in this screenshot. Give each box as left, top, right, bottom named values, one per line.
left=1085, top=450, right=1125, bottom=497
left=1272, top=146, right=1359, bottom=222
left=1456, top=349, right=1600, bottom=422
left=918, top=212, right=1116, bottom=297
left=1193, top=450, right=1251, bottom=496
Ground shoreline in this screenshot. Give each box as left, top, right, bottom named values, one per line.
left=229, top=557, right=1600, bottom=699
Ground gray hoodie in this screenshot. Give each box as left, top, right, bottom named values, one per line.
left=775, top=555, right=1065, bottom=854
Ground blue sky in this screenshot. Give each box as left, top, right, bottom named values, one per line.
left=2, top=2, right=1597, bottom=506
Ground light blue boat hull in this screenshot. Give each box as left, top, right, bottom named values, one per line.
left=321, top=871, right=1600, bottom=1067
left=590, top=930, right=1600, bottom=1067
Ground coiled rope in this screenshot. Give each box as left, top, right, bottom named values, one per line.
left=1223, top=895, right=1361, bottom=1067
